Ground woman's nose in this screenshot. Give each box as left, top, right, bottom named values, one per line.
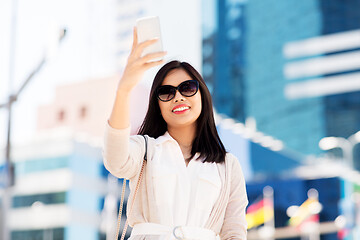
left=173, top=90, right=185, bottom=102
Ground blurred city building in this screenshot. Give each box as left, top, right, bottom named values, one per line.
left=1, top=76, right=117, bottom=240
left=36, top=75, right=150, bottom=137
left=3, top=0, right=360, bottom=239
left=36, top=76, right=117, bottom=138
left=216, top=115, right=301, bottom=181
left=115, top=0, right=147, bottom=68
left=202, top=0, right=360, bottom=239
left=216, top=115, right=360, bottom=239
left=202, top=0, right=360, bottom=166
left=8, top=131, right=106, bottom=240
left=202, top=0, right=247, bottom=122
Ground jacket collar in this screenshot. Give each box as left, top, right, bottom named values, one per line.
left=155, top=132, right=202, bottom=160
left=154, top=131, right=177, bottom=146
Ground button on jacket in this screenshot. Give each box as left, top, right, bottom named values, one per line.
left=103, top=123, right=248, bottom=239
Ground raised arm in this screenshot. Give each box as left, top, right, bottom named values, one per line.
left=103, top=27, right=166, bottom=179
left=109, top=27, right=166, bottom=129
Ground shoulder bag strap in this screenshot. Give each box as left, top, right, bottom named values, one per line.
left=115, top=135, right=147, bottom=240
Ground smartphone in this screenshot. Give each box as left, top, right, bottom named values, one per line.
left=136, top=16, right=163, bottom=59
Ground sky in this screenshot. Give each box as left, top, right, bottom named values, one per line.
left=0, top=0, right=117, bottom=151
left=0, top=0, right=202, bottom=160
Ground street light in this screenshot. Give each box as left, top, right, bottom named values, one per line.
left=319, top=132, right=360, bottom=239
left=319, top=137, right=353, bottom=169
left=318, top=131, right=360, bottom=169
left=0, top=28, right=67, bottom=240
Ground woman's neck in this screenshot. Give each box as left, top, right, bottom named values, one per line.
left=168, top=125, right=196, bottom=161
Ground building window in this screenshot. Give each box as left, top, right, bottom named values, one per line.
left=11, top=228, right=64, bottom=240
left=57, top=110, right=65, bottom=122
left=203, top=43, right=213, bottom=58
left=80, top=106, right=87, bottom=119
left=203, top=62, right=214, bottom=77
left=12, top=192, right=66, bottom=208
left=16, top=156, right=69, bottom=176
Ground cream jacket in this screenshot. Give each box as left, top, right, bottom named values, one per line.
left=103, top=123, right=248, bottom=239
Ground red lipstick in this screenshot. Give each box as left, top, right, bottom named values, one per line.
left=172, top=104, right=190, bottom=114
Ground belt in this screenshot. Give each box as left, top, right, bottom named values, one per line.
left=131, top=223, right=219, bottom=240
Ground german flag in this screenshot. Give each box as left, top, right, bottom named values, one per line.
left=246, top=198, right=274, bottom=229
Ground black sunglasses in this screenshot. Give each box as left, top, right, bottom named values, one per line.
left=156, top=80, right=199, bottom=102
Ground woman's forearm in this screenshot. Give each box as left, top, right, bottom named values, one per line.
left=108, top=87, right=132, bottom=130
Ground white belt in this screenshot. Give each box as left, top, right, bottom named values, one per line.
left=131, top=223, right=220, bottom=240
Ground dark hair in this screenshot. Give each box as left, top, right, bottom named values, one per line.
left=138, top=60, right=226, bottom=163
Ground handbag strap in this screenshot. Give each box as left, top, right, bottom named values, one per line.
left=115, top=135, right=147, bottom=240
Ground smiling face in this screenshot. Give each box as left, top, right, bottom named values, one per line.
left=158, top=68, right=202, bottom=130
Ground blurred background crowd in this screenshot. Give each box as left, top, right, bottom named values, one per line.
left=1, top=0, right=360, bottom=239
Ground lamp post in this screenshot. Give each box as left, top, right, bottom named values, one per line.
left=318, top=131, right=360, bottom=169
left=319, top=132, right=360, bottom=239
left=0, top=28, right=66, bottom=240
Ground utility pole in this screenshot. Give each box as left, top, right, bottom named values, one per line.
left=0, top=0, right=18, bottom=238
left=0, top=27, right=66, bottom=240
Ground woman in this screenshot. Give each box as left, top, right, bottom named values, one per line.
left=103, top=27, right=248, bottom=239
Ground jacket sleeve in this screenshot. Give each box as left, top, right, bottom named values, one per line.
left=102, top=121, right=144, bottom=179
left=220, top=155, right=248, bottom=240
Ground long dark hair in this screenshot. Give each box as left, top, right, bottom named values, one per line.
left=138, top=60, right=226, bottom=163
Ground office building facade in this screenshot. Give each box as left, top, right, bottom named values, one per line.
left=203, top=0, right=360, bottom=165
left=8, top=135, right=107, bottom=240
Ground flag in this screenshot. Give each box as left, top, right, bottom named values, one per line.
left=288, top=197, right=320, bottom=227
left=337, top=227, right=350, bottom=240
left=246, top=198, right=274, bottom=229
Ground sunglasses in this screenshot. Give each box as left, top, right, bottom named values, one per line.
left=156, top=80, right=199, bottom=102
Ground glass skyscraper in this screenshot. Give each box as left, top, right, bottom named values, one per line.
left=202, top=0, right=247, bottom=122
left=203, top=0, right=360, bottom=166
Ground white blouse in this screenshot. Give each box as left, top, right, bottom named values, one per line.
left=150, top=132, right=221, bottom=227
left=104, top=123, right=248, bottom=239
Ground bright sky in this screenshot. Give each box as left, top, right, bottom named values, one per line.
left=0, top=0, right=119, bottom=153
left=0, top=0, right=202, bottom=158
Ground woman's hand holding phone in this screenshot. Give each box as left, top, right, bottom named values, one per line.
left=118, top=27, right=167, bottom=93
left=110, top=26, right=166, bottom=130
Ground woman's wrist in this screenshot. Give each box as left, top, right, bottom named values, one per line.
left=117, top=82, right=134, bottom=95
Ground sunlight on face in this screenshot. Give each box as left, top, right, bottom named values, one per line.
left=158, top=69, right=202, bottom=130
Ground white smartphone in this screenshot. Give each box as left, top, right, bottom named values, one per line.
left=136, top=16, right=164, bottom=59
